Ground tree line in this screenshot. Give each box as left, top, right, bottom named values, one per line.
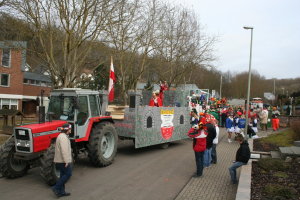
left=0, top=0, right=299, bottom=105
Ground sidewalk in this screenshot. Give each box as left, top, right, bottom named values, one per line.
left=175, top=128, right=240, bottom=200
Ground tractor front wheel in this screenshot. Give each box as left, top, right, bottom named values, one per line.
left=88, top=122, right=118, bottom=167
left=39, top=143, right=60, bottom=186
left=0, top=137, right=29, bottom=178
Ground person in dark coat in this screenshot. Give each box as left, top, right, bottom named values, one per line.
left=228, top=134, right=250, bottom=184
left=203, top=122, right=216, bottom=168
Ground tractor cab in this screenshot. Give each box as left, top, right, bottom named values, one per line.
left=47, top=88, right=108, bottom=140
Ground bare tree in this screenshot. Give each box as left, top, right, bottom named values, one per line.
left=0, top=0, right=8, bottom=7
left=104, top=0, right=165, bottom=103
left=153, top=5, right=215, bottom=86
left=8, top=0, right=113, bottom=88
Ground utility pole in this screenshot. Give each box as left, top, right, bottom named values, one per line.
left=273, top=78, right=276, bottom=105
left=220, top=75, right=222, bottom=99
left=243, top=26, right=254, bottom=139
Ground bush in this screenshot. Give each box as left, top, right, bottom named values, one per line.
left=257, top=158, right=289, bottom=171
left=290, top=121, right=300, bottom=140
left=264, top=184, right=297, bottom=199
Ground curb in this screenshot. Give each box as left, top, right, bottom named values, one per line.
left=235, top=138, right=253, bottom=200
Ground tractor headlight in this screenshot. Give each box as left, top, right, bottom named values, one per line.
left=16, top=139, right=30, bottom=147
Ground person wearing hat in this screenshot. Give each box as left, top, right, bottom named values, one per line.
left=52, top=123, right=73, bottom=197
left=187, top=122, right=207, bottom=178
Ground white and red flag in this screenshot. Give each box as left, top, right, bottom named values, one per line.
left=108, top=56, right=116, bottom=102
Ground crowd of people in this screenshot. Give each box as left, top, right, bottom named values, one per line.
left=187, top=100, right=282, bottom=184
left=187, top=108, right=251, bottom=184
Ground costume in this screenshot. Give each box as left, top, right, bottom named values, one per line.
left=188, top=127, right=207, bottom=177
left=228, top=140, right=250, bottom=184
left=159, top=82, right=168, bottom=102
left=234, top=116, right=240, bottom=133
left=225, top=117, right=234, bottom=132
left=149, top=97, right=162, bottom=107
left=272, top=110, right=280, bottom=131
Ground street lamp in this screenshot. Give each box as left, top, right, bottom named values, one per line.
left=243, top=26, right=254, bottom=139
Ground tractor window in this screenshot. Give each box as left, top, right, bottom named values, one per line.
left=89, top=95, right=99, bottom=117
left=77, top=96, right=89, bottom=126
left=47, top=96, right=75, bottom=120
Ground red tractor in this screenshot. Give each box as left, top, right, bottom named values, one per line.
left=0, top=88, right=118, bottom=185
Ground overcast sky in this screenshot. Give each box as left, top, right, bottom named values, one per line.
left=169, top=0, right=300, bottom=79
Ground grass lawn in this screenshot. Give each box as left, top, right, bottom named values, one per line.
left=260, top=129, right=298, bottom=147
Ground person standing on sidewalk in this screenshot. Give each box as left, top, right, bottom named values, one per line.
left=211, top=120, right=219, bottom=164
left=271, top=107, right=280, bottom=131
left=203, top=121, right=216, bottom=168
left=228, top=134, right=250, bottom=184
left=226, top=114, right=234, bottom=143
left=188, top=123, right=207, bottom=178
left=52, top=123, right=73, bottom=197
left=259, top=107, right=268, bottom=131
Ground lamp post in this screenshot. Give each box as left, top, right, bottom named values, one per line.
left=243, top=26, right=254, bottom=139
left=220, top=75, right=222, bottom=99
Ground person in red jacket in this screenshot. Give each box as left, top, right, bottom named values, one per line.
left=149, top=91, right=162, bottom=107
left=159, top=81, right=168, bottom=102
left=188, top=123, right=207, bottom=178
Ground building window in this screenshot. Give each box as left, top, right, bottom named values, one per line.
left=0, top=98, right=18, bottom=110
left=0, top=73, right=10, bottom=87
left=30, top=79, right=36, bottom=85
left=180, top=115, right=184, bottom=124
left=146, top=116, right=152, bottom=128
left=1, top=49, right=11, bottom=67
left=23, top=79, right=30, bottom=84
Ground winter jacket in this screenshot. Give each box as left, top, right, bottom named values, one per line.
left=259, top=109, right=268, bottom=124
left=54, top=133, right=72, bottom=164
left=225, top=117, right=234, bottom=129
left=188, top=128, right=207, bottom=152
left=206, top=123, right=216, bottom=149
left=236, top=141, right=250, bottom=164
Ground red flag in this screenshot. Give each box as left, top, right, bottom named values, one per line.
left=108, top=57, right=116, bottom=102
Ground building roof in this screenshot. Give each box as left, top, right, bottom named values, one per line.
left=24, top=71, right=51, bottom=83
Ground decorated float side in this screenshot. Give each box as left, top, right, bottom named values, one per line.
left=108, top=90, right=191, bottom=148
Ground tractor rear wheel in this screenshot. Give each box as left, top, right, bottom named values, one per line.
left=40, top=143, right=60, bottom=186
left=0, top=137, right=29, bottom=178
left=87, top=122, right=118, bottom=167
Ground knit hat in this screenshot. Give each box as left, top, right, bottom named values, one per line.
left=61, top=123, right=72, bottom=131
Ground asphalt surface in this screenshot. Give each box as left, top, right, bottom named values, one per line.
left=0, top=139, right=195, bottom=200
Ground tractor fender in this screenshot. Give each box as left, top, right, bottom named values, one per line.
left=75, top=116, right=114, bottom=142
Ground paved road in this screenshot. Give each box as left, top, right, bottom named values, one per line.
left=0, top=139, right=195, bottom=200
